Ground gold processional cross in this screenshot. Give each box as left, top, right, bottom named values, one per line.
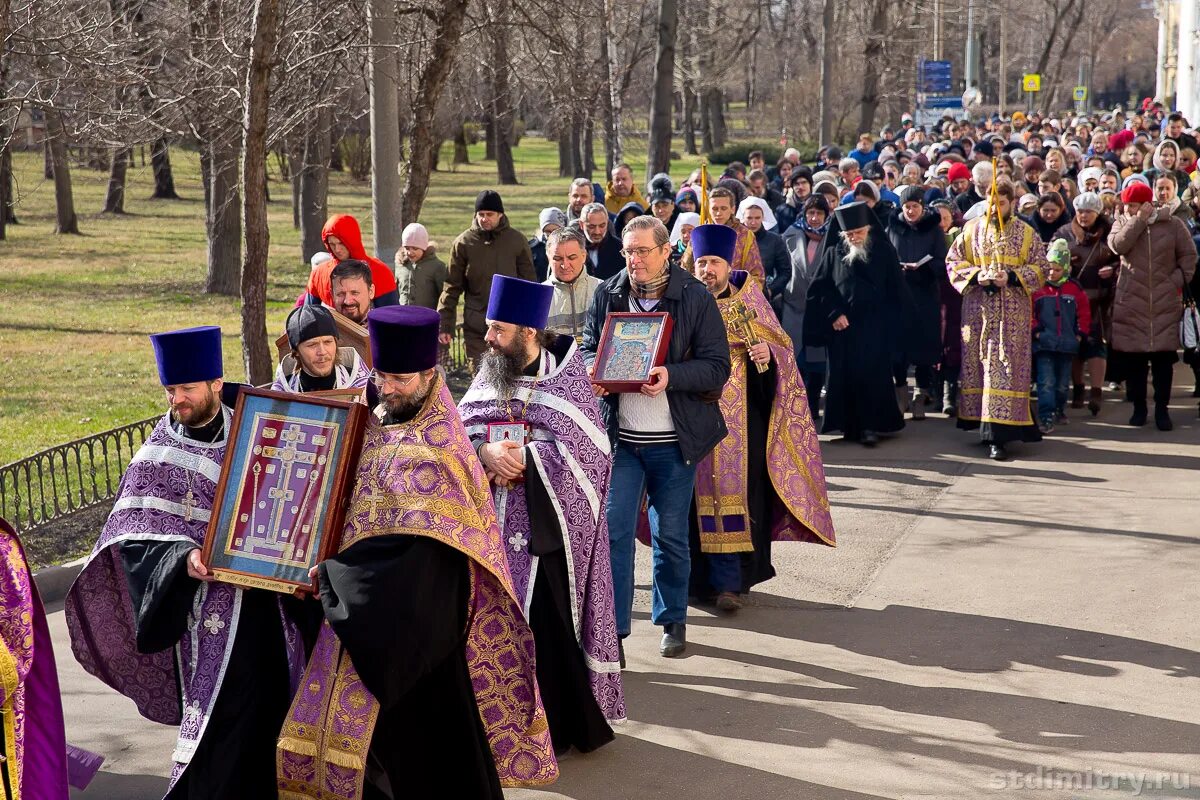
left=729, top=299, right=768, bottom=374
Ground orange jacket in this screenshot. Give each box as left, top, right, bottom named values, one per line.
left=304, top=214, right=399, bottom=306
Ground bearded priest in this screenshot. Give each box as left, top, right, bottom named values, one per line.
left=458, top=275, right=626, bottom=755
left=688, top=224, right=837, bottom=610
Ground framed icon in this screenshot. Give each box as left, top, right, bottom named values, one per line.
left=592, top=312, right=673, bottom=392
left=202, top=388, right=368, bottom=595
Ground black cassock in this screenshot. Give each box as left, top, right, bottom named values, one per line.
left=318, top=534, right=504, bottom=800
left=689, top=344, right=781, bottom=596
left=805, top=236, right=907, bottom=439
left=121, top=413, right=312, bottom=800
left=524, top=464, right=615, bottom=754
left=121, top=543, right=303, bottom=800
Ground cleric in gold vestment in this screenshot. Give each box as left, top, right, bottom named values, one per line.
left=277, top=306, right=556, bottom=800
left=946, top=179, right=1048, bottom=461
left=687, top=225, right=836, bottom=611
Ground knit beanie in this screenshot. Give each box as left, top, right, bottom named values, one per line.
left=475, top=190, right=505, bottom=214
left=402, top=223, right=430, bottom=249
left=1120, top=182, right=1153, bottom=205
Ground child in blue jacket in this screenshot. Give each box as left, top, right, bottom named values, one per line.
left=1032, top=239, right=1092, bottom=433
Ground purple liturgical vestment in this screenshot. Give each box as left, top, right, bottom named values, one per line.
left=65, top=410, right=306, bottom=795
left=277, top=376, right=558, bottom=797
left=0, top=516, right=70, bottom=799
left=459, top=338, right=627, bottom=724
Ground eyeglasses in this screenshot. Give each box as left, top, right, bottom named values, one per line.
left=368, top=370, right=420, bottom=389
left=620, top=245, right=664, bottom=261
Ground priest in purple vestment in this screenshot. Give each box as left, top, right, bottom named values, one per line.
left=277, top=306, right=557, bottom=800
left=66, top=326, right=309, bottom=800
left=0, top=516, right=70, bottom=799
left=459, top=275, right=625, bottom=755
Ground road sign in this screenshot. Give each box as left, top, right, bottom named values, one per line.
left=1023, top=73, right=1041, bottom=92
left=925, top=95, right=963, bottom=109
left=919, top=60, right=953, bottom=94
left=1073, top=86, right=1088, bottom=102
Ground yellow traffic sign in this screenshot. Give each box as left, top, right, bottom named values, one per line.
left=1023, top=73, right=1041, bottom=92
left=1073, top=86, right=1087, bottom=102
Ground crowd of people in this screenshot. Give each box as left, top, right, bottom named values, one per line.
left=8, top=103, right=1200, bottom=800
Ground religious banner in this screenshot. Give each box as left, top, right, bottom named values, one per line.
left=275, top=306, right=372, bottom=368
left=202, top=388, right=368, bottom=594
left=591, top=311, right=673, bottom=392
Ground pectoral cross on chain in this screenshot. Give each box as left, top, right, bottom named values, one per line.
left=183, top=489, right=197, bottom=522
left=730, top=299, right=768, bottom=374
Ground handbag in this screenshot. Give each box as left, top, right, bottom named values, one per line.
left=1182, top=282, right=1200, bottom=351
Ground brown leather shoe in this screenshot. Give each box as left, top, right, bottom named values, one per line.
left=716, top=592, right=743, bottom=612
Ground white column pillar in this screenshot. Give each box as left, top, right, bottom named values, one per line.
left=1176, top=0, right=1199, bottom=117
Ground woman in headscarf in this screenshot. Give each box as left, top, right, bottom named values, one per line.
left=780, top=195, right=832, bottom=417
left=738, top=197, right=790, bottom=308
left=669, top=211, right=700, bottom=269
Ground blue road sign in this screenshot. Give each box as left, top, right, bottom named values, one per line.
left=919, top=60, right=953, bottom=93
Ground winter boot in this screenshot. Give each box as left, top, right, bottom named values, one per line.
left=943, top=381, right=958, bottom=417
left=1071, top=384, right=1085, bottom=409
left=910, top=387, right=926, bottom=420
left=1088, top=387, right=1102, bottom=416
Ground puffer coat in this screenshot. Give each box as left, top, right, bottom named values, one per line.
left=1107, top=205, right=1197, bottom=352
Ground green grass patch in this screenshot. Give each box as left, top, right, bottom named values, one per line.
left=0, top=137, right=705, bottom=464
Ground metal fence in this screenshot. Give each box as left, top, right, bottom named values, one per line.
left=1, top=327, right=474, bottom=535
left=0, top=416, right=159, bottom=533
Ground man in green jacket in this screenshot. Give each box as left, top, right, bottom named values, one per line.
left=438, top=190, right=536, bottom=363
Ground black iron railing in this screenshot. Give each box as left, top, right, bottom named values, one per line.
left=0, top=416, right=159, bottom=533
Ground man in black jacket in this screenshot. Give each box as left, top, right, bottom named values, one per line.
left=580, top=202, right=627, bottom=280
left=581, top=215, right=731, bottom=659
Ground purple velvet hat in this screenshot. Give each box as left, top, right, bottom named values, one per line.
left=150, top=326, right=223, bottom=386
left=690, top=224, right=737, bottom=264
left=486, top=275, right=553, bottom=330
left=367, top=305, right=440, bottom=374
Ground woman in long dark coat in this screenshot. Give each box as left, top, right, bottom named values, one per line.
left=886, top=185, right=948, bottom=419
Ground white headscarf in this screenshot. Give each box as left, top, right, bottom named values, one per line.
left=737, top=196, right=778, bottom=231
left=670, top=212, right=701, bottom=246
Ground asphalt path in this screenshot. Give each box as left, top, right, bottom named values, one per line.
left=47, top=372, right=1200, bottom=799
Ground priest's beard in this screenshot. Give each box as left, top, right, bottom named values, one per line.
left=479, top=338, right=532, bottom=401
left=171, top=386, right=221, bottom=428
left=381, top=374, right=433, bottom=418
left=839, top=232, right=871, bottom=265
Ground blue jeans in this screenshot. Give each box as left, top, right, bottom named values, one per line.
left=1035, top=352, right=1073, bottom=422
left=606, top=442, right=697, bottom=635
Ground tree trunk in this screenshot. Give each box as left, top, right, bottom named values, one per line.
left=0, top=140, right=11, bottom=238
left=298, top=107, right=330, bottom=262
left=569, top=113, right=585, bottom=177
left=240, top=0, right=281, bottom=386
left=583, top=116, right=596, bottom=177
left=683, top=82, right=697, bottom=155
left=43, top=140, right=53, bottom=180
left=708, top=88, right=727, bottom=150
left=150, top=137, right=179, bottom=199
left=367, top=0, right=403, bottom=267
left=600, top=0, right=622, bottom=173
left=700, top=90, right=714, bottom=153
left=819, top=0, right=834, bottom=144
left=44, top=108, right=79, bottom=234
left=484, top=112, right=496, bottom=160
left=400, top=0, right=470, bottom=225
left=556, top=121, right=572, bottom=178
left=204, top=144, right=242, bottom=295
left=857, top=0, right=889, bottom=136
left=490, top=9, right=518, bottom=186
left=646, top=0, right=677, bottom=178
left=454, top=122, right=471, bottom=165
left=103, top=147, right=131, bottom=213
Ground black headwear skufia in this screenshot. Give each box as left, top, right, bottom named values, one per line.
left=833, top=201, right=874, bottom=231
left=286, top=304, right=338, bottom=349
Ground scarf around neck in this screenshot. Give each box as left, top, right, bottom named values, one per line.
left=630, top=266, right=670, bottom=299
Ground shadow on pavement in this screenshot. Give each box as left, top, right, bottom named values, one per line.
left=71, top=771, right=166, bottom=799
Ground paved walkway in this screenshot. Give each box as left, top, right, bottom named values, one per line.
left=48, top=376, right=1200, bottom=798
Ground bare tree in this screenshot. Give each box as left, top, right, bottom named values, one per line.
left=240, top=0, right=282, bottom=385
left=646, top=0, right=677, bottom=177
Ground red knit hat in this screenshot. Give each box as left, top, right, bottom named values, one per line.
left=1120, top=182, right=1153, bottom=204
left=947, top=162, right=971, bottom=183
left=1108, top=129, right=1134, bottom=151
